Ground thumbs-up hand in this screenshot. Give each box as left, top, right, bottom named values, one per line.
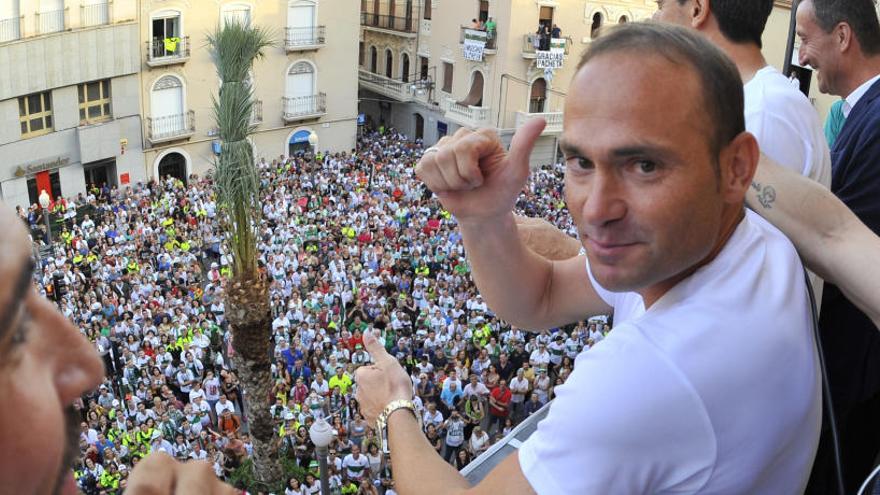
left=355, top=330, right=415, bottom=425
left=416, top=118, right=547, bottom=224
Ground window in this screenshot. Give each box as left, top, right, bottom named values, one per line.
left=359, top=42, right=365, bottom=66
left=618, top=15, right=628, bottom=24
left=223, top=4, right=251, bottom=26
left=18, top=92, right=53, bottom=138
left=385, top=49, right=394, bottom=78
left=423, top=0, right=431, bottom=20
left=79, top=80, right=112, bottom=124
left=590, top=12, right=603, bottom=39
left=442, top=62, right=453, bottom=93
left=479, top=0, right=489, bottom=23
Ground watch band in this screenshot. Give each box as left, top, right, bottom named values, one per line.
left=377, top=399, right=421, bottom=455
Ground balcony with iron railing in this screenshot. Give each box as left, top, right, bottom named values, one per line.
left=0, top=17, right=21, bottom=43
left=282, top=93, right=326, bottom=123
left=515, top=110, right=563, bottom=134
left=251, top=99, right=263, bottom=125
left=147, top=110, right=195, bottom=144
left=145, top=36, right=191, bottom=67
left=81, top=2, right=110, bottom=27
left=459, top=26, right=497, bottom=53
left=285, top=26, right=326, bottom=51
left=36, top=9, right=67, bottom=34
left=360, top=13, right=417, bottom=36
left=442, top=98, right=492, bottom=129
left=521, top=34, right=572, bottom=59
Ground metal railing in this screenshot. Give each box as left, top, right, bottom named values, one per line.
left=459, top=26, right=497, bottom=50
left=37, top=9, right=66, bottom=34
left=515, top=110, right=563, bottom=133
left=146, top=36, right=191, bottom=64
left=285, top=26, right=326, bottom=49
left=521, top=34, right=572, bottom=56
left=282, top=93, right=326, bottom=120
left=360, top=13, right=417, bottom=33
left=81, top=2, right=110, bottom=27
left=251, top=99, right=263, bottom=124
left=0, top=17, right=21, bottom=42
left=147, top=111, right=195, bottom=142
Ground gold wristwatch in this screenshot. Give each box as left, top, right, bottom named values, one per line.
left=376, top=399, right=422, bottom=455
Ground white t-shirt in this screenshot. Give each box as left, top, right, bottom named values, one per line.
left=342, top=453, right=370, bottom=479
left=519, top=211, right=821, bottom=494
left=744, top=66, right=831, bottom=187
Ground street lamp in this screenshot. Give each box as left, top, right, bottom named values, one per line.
left=308, top=416, right=335, bottom=495
left=38, top=189, right=52, bottom=244
left=308, top=131, right=318, bottom=156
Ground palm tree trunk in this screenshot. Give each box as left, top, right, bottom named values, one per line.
left=227, top=275, right=281, bottom=485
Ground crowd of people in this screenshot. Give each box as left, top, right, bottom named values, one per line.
left=19, top=129, right=607, bottom=494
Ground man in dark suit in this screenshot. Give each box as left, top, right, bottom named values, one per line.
left=796, top=1, right=880, bottom=492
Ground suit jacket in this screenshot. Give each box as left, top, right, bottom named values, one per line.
left=820, top=77, right=880, bottom=415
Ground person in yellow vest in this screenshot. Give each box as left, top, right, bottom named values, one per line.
left=180, top=239, right=191, bottom=252
left=329, top=366, right=353, bottom=396
left=99, top=464, right=121, bottom=490
left=127, top=260, right=139, bottom=275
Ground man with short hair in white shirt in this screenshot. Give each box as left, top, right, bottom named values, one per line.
left=654, top=0, right=832, bottom=301
left=353, top=24, right=820, bottom=495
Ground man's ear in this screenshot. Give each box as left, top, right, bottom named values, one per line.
left=691, top=0, right=711, bottom=29
left=718, top=131, right=759, bottom=203
left=836, top=22, right=853, bottom=54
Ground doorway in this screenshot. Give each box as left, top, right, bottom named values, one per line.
left=529, top=78, right=547, bottom=114
left=83, top=158, right=117, bottom=190
left=414, top=113, right=424, bottom=140
left=151, top=14, right=181, bottom=58
left=402, top=54, right=410, bottom=83
left=479, top=0, right=489, bottom=22
left=158, top=152, right=187, bottom=184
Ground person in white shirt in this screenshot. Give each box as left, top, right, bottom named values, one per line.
left=508, top=369, right=530, bottom=421
left=342, top=445, right=371, bottom=481
left=215, top=395, right=236, bottom=417
left=528, top=343, right=550, bottom=369
left=353, top=23, right=821, bottom=495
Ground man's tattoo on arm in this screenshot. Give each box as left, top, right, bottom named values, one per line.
left=751, top=181, right=776, bottom=209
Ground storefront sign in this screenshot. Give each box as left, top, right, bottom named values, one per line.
left=15, top=156, right=70, bottom=177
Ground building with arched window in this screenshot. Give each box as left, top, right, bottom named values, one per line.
left=357, top=0, right=835, bottom=167
left=139, top=0, right=359, bottom=175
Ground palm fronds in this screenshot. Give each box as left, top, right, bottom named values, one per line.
left=207, top=20, right=274, bottom=281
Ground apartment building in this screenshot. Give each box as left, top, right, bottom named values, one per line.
left=0, top=0, right=144, bottom=210
left=358, top=0, right=657, bottom=165
left=358, top=0, right=845, bottom=165
left=140, top=0, right=359, bottom=182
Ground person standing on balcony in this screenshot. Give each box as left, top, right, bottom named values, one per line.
left=550, top=24, right=561, bottom=39
left=485, top=17, right=496, bottom=40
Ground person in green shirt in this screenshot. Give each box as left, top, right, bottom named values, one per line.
left=824, top=98, right=846, bottom=148
left=328, top=367, right=353, bottom=395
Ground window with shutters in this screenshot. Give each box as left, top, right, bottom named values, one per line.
left=18, top=92, right=53, bottom=138
left=79, top=80, right=112, bottom=124
left=442, top=62, right=453, bottom=93
left=423, top=0, right=431, bottom=20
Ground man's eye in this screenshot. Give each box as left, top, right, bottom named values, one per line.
left=565, top=157, right=593, bottom=170
left=635, top=160, right=658, bottom=174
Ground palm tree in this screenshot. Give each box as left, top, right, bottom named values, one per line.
left=207, top=20, right=280, bottom=486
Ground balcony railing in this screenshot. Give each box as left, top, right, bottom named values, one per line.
left=358, top=68, right=414, bottom=102
left=515, top=110, right=563, bottom=134
left=146, top=36, right=191, bottom=67
left=282, top=93, right=326, bottom=122
left=443, top=98, right=491, bottom=128
left=0, top=17, right=21, bottom=42
left=285, top=26, right=326, bottom=50
left=521, top=34, right=572, bottom=58
left=81, top=2, right=110, bottom=27
left=251, top=99, right=263, bottom=124
left=459, top=26, right=497, bottom=51
left=360, top=13, right=417, bottom=34
left=37, top=9, right=66, bottom=34
left=147, top=111, right=195, bottom=144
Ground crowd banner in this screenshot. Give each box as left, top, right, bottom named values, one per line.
left=463, top=29, right=488, bottom=61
